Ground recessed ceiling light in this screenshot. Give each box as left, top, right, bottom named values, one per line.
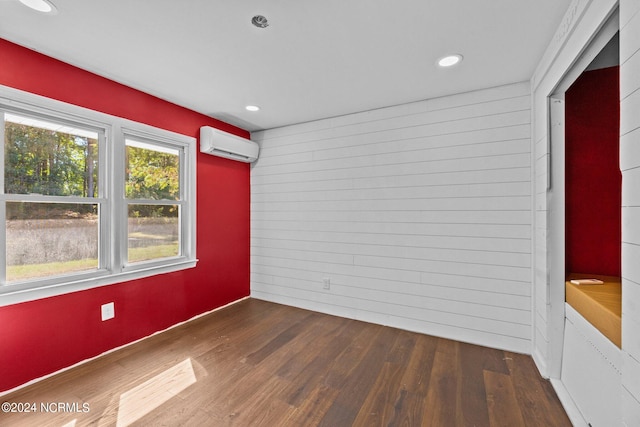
left=18, top=0, right=57, bottom=13
left=245, top=105, right=260, bottom=112
left=437, top=54, right=463, bottom=67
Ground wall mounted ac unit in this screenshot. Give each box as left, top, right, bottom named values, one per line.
left=199, top=126, right=259, bottom=163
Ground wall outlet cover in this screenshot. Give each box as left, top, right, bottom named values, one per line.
left=101, top=302, right=115, bottom=321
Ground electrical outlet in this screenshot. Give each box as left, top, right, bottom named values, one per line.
left=101, top=302, right=115, bottom=321
left=322, top=277, right=331, bottom=290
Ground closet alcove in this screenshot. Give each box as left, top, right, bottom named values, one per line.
left=553, top=27, right=623, bottom=426
left=564, top=33, right=621, bottom=348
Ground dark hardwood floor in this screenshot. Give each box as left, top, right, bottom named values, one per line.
left=0, top=298, right=571, bottom=426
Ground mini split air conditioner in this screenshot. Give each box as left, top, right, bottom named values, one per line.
left=199, top=126, right=259, bottom=163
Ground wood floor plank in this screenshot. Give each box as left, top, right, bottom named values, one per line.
left=244, top=311, right=317, bottom=366
left=457, top=342, right=508, bottom=427
left=422, top=338, right=464, bottom=426
left=280, top=320, right=356, bottom=407
left=116, top=358, right=196, bottom=426
left=352, top=361, right=406, bottom=426
left=484, top=370, right=527, bottom=427
left=175, top=304, right=314, bottom=420
left=275, top=314, right=351, bottom=382
left=384, top=333, right=439, bottom=426
left=318, top=326, right=400, bottom=426
left=219, top=372, right=293, bottom=426
left=503, top=352, right=573, bottom=427
left=283, top=383, right=341, bottom=426
left=352, top=331, right=415, bottom=426
left=0, top=299, right=571, bottom=427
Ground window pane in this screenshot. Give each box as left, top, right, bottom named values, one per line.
left=128, top=204, right=179, bottom=263
left=125, top=139, right=179, bottom=200
left=6, top=202, right=99, bottom=282
left=4, top=114, right=99, bottom=196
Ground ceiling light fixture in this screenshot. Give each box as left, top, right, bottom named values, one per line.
left=245, top=105, right=260, bottom=112
left=437, top=54, right=463, bottom=67
left=251, top=15, right=269, bottom=28
left=18, top=0, right=57, bottom=13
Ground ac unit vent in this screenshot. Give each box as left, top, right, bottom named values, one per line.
left=199, top=126, right=259, bottom=163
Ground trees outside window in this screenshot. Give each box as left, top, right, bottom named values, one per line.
left=125, top=139, right=181, bottom=263
left=0, top=89, right=196, bottom=302
left=3, top=114, right=102, bottom=282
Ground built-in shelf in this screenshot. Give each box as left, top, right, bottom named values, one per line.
left=565, top=273, right=621, bottom=348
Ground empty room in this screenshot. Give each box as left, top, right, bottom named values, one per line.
left=0, top=0, right=639, bottom=426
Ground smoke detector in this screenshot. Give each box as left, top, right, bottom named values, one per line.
left=251, top=15, right=269, bottom=28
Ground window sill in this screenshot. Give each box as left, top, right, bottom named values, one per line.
left=0, top=258, right=198, bottom=307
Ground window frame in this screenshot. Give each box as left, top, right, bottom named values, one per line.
left=0, top=85, right=197, bottom=306
left=119, top=128, right=192, bottom=270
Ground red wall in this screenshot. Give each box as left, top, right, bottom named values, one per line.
left=0, top=39, right=250, bottom=392
left=565, top=66, right=621, bottom=277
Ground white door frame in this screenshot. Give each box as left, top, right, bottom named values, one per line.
left=544, top=8, right=619, bottom=379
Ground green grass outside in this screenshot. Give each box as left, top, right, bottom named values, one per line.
left=128, top=243, right=179, bottom=262
left=7, top=243, right=179, bottom=282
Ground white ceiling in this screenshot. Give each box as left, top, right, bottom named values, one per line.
left=0, top=0, right=572, bottom=132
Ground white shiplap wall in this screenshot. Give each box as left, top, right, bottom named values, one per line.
left=621, top=0, right=640, bottom=424
left=251, top=82, right=532, bottom=353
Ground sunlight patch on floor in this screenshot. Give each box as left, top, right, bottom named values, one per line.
left=116, top=358, right=197, bottom=427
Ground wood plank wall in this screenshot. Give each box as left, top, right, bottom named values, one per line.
left=250, top=82, right=532, bottom=353
left=620, top=0, right=640, bottom=424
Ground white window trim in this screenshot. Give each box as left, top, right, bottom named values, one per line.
left=0, top=85, right=197, bottom=307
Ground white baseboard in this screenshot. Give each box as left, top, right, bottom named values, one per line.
left=550, top=377, right=589, bottom=427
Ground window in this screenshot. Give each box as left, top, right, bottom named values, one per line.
left=125, top=138, right=181, bottom=264
left=4, top=113, right=102, bottom=283
left=0, top=86, right=196, bottom=305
